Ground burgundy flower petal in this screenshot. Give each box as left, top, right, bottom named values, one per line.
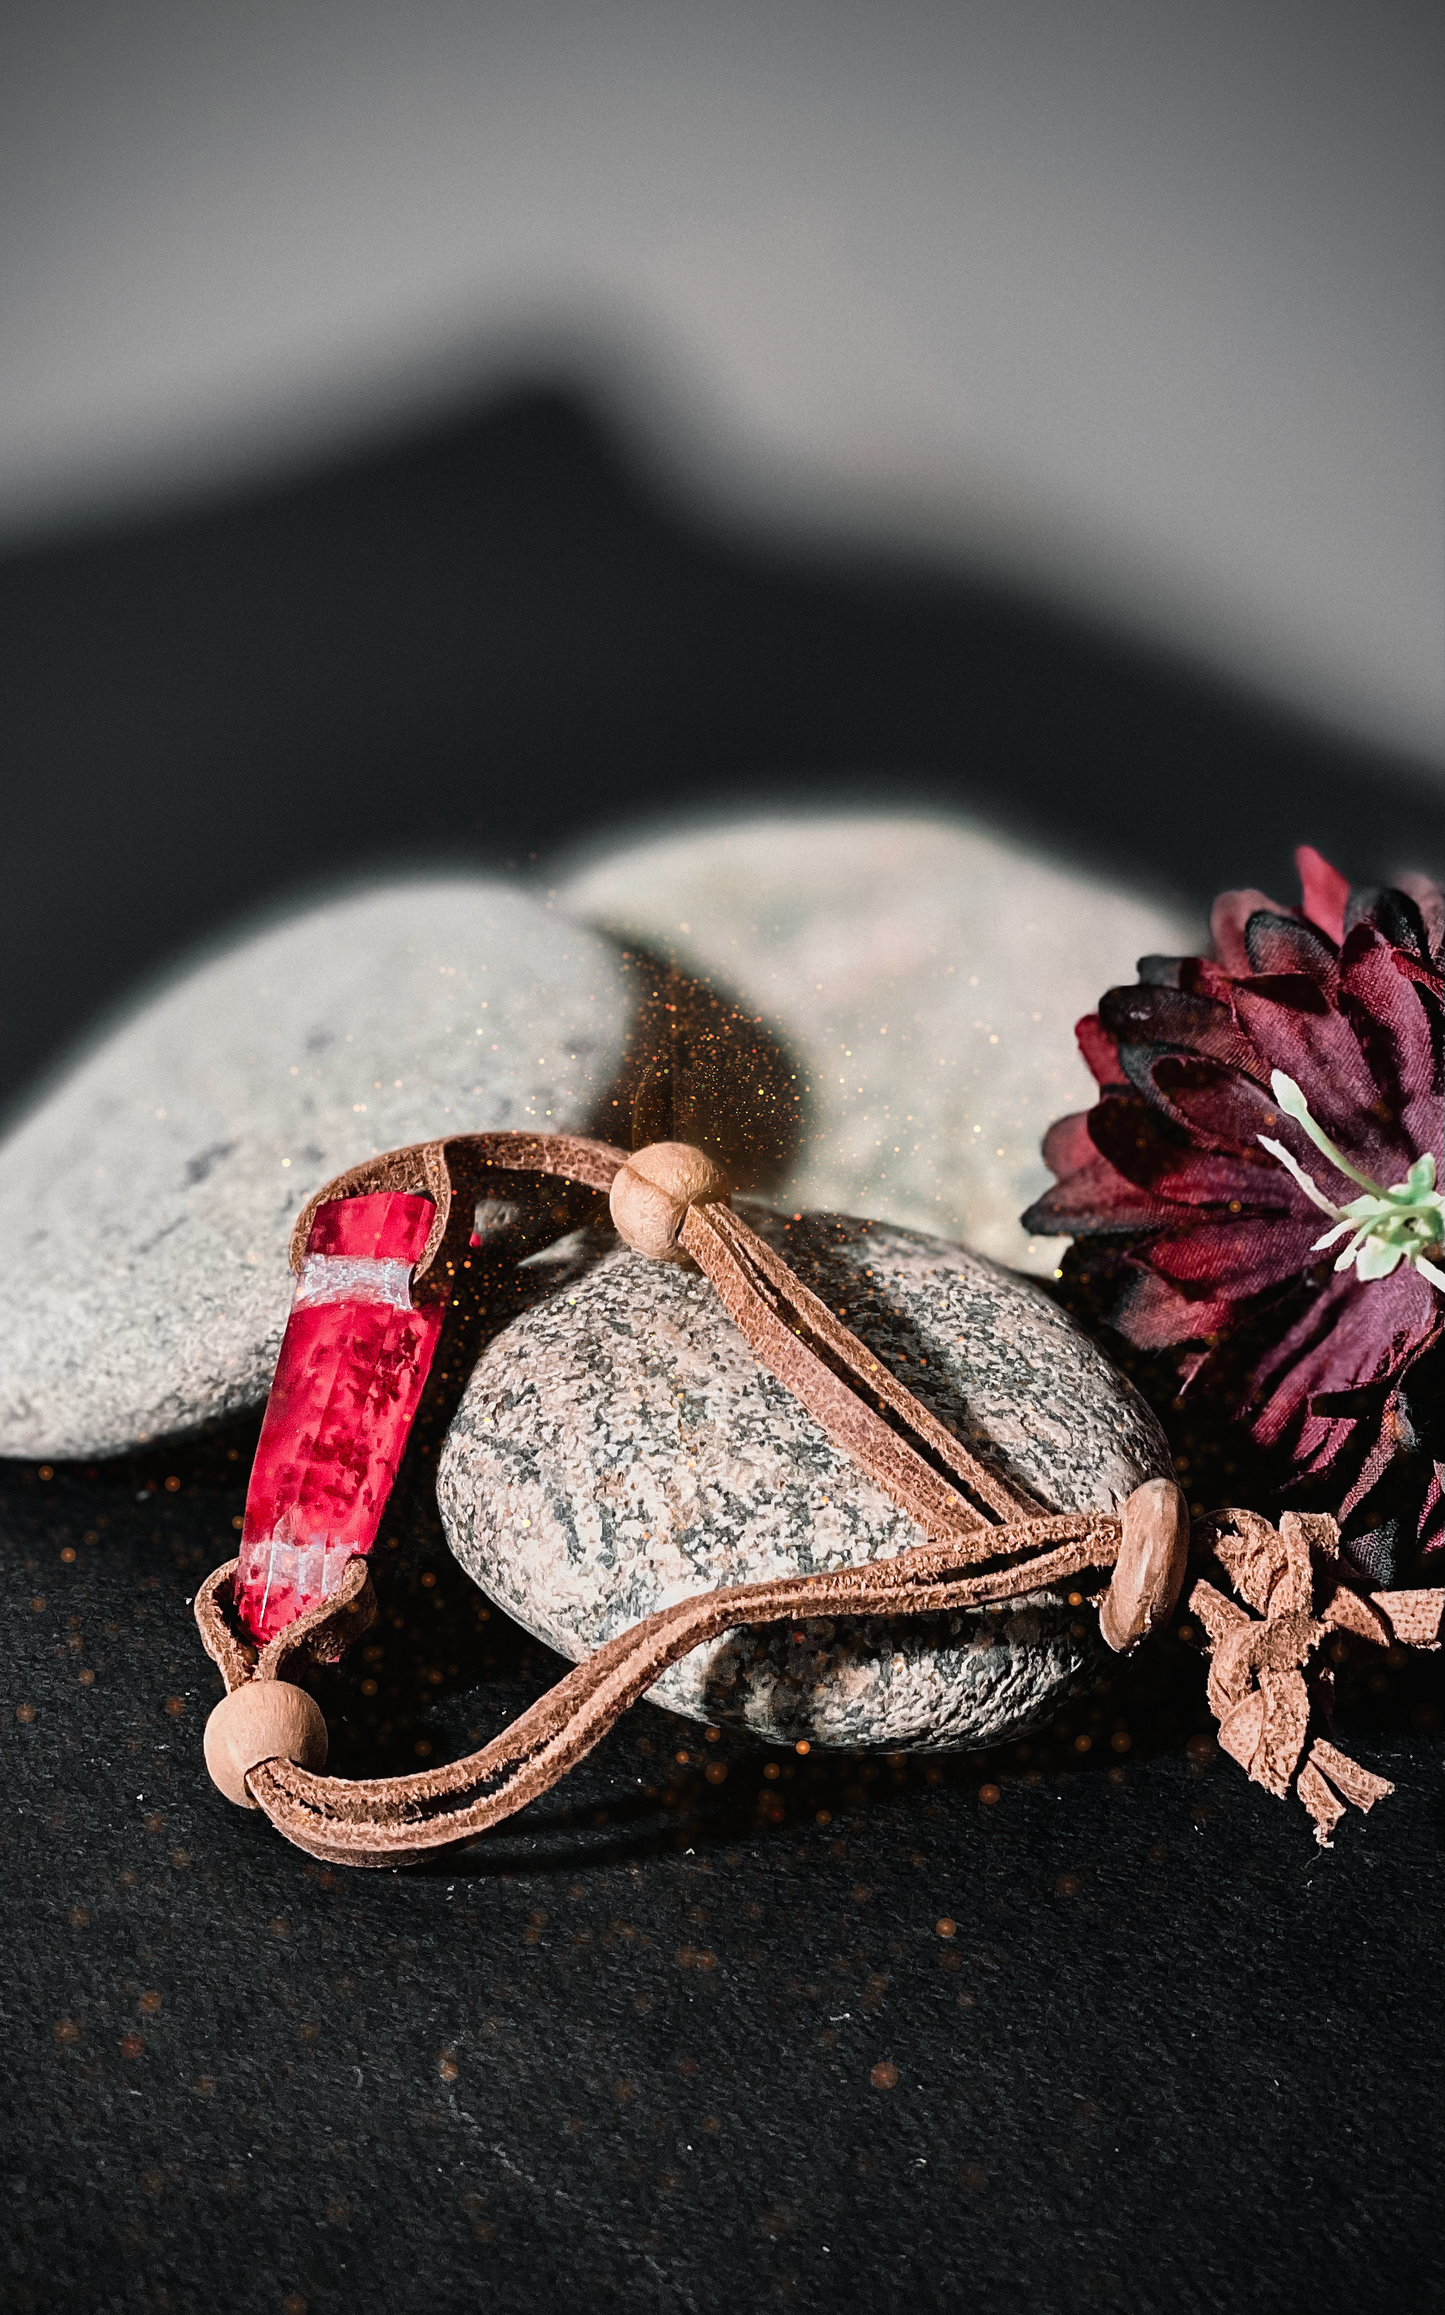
left=1229, top=982, right=1382, bottom=1147
left=1241, top=911, right=1340, bottom=994
left=1295, top=846, right=1350, bottom=942
left=1395, top=873, right=1445, bottom=960
left=1347, top=886, right=1444, bottom=976
left=1086, top=1093, right=1192, bottom=1191
left=1119, top=1147, right=1289, bottom=1211
left=1021, top=1148, right=1170, bottom=1235
left=1130, top=1056, right=1282, bottom=1158
left=1135, top=954, right=1186, bottom=988
left=1233, top=970, right=1331, bottom=1017
left=1098, top=982, right=1252, bottom=1070
left=1039, top=1110, right=1095, bottom=1178
left=1335, top=1426, right=1402, bottom=1523
left=1112, top=1266, right=1239, bottom=1349
left=1209, top=886, right=1291, bottom=975
left=1181, top=956, right=1242, bottom=1006
left=1337, top=936, right=1444, bottom=1170
left=1249, top=1267, right=1439, bottom=1455
left=1075, top=1012, right=1124, bottom=1088
left=1418, top=1467, right=1445, bottom=1554
left=1147, top=1218, right=1322, bottom=1296
left=1084, top=1088, right=1285, bottom=1212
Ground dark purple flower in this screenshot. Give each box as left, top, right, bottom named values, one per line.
left=1023, top=848, right=1445, bottom=1575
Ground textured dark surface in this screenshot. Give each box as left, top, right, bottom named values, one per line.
left=3, top=384, right=1445, bottom=2311
left=3, top=1408, right=1444, bottom=2314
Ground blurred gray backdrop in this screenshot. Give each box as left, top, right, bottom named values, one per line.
left=2, top=0, right=1441, bottom=763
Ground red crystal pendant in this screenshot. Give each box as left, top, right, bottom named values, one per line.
left=234, top=1192, right=447, bottom=1643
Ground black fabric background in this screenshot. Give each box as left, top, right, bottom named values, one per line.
left=2, top=390, right=1443, bottom=2312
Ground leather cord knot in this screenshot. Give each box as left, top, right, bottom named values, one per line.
left=1189, top=1507, right=1443, bottom=1844
left=608, top=1140, right=731, bottom=1263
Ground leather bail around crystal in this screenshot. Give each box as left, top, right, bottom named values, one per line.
left=609, top=1142, right=731, bottom=1262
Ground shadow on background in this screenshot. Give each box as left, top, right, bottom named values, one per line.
left=3, top=379, right=1443, bottom=1117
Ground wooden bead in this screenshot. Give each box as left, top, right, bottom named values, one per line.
left=203, top=1680, right=329, bottom=1809
left=1099, top=1476, right=1191, bottom=1653
left=609, top=1141, right=730, bottom=1262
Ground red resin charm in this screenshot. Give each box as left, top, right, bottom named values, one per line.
left=235, top=1192, right=446, bottom=1642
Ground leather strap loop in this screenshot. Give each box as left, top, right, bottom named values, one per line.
left=203, top=1127, right=1441, bottom=1858
left=198, top=1130, right=1445, bottom=1860
left=287, top=1131, right=625, bottom=1297
left=194, top=1128, right=1168, bottom=1863
left=196, top=1513, right=1119, bottom=1865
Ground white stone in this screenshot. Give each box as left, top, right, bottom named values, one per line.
left=439, top=1209, right=1173, bottom=1750
left=560, top=812, right=1196, bottom=1273
left=0, top=881, right=637, bottom=1459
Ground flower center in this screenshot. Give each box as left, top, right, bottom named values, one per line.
left=1258, top=1072, right=1445, bottom=1292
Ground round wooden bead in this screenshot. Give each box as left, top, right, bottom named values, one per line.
left=203, top=1679, right=329, bottom=1809
left=1099, top=1475, right=1191, bottom=1653
left=608, top=1141, right=730, bottom=1263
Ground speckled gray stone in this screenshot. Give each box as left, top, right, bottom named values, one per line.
left=0, top=881, right=637, bottom=1459
left=438, top=1209, right=1173, bottom=1749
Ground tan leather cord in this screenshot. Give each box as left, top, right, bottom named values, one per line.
left=195, top=1509, right=1119, bottom=1866
left=287, top=1130, right=627, bottom=1297
left=678, top=1199, right=1037, bottom=1533
left=197, top=1129, right=1435, bottom=1863
left=297, top=1131, right=1034, bottom=1539
left=198, top=1129, right=1145, bottom=1863
left=1188, top=1508, right=1443, bottom=1845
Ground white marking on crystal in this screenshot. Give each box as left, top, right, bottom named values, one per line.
left=294, top=1252, right=415, bottom=1311
left=258, top=1538, right=277, bottom=1629
left=241, top=1515, right=361, bottom=1619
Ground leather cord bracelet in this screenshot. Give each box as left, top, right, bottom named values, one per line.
left=195, top=1133, right=1442, bottom=1863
